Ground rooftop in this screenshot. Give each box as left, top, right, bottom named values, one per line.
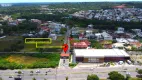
left=74, top=49, right=129, bottom=57
left=60, top=53, right=69, bottom=57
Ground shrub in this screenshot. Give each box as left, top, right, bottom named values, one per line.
left=87, top=74, right=99, bottom=80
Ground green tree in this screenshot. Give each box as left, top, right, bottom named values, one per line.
left=87, top=74, right=99, bottom=80
left=108, top=71, right=125, bottom=80
left=125, top=74, right=131, bottom=80
left=60, top=28, right=67, bottom=34
left=18, top=71, right=22, bottom=74
left=66, top=76, right=68, bottom=80
left=137, top=69, right=142, bottom=79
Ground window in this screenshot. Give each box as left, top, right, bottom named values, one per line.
left=88, top=58, right=99, bottom=62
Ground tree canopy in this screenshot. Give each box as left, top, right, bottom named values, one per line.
left=108, top=71, right=125, bottom=80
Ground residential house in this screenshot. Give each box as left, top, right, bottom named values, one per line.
left=8, top=20, right=18, bottom=26
left=73, top=42, right=88, bottom=49
left=17, top=19, right=26, bottom=23
left=129, top=42, right=142, bottom=49
left=116, top=38, right=129, bottom=44
left=95, top=33, right=103, bottom=40
left=115, top=27, right=125, bottom=34
left=101, top=32, right=113, bottom=40
left=31, top=19, right=41, bottom=24
left=48, top=34, right=57, bottom=40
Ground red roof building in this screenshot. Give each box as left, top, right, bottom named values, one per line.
left=80, top=39, right=91, bottom=46
left=73, top=42, right=88, bottom=49
left=60, top=53, right=70, bottom=57
left=41, top=26, right=50, bottom=32
left=130, top=42, right=142, bottom=49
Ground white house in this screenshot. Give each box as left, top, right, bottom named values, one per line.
left=85, top=30, right=93, bottom=35
left=101, top=32, right=113, bottom=40
left=116, top=38, right=129, bottom=44
left=48, top=34, right=57, bottom=40
left=115, top=27, right=125, bottom=34
left=95, top=33, right=103, bottom=41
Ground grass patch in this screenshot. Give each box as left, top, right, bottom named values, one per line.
left=0, top=41, right=17, bottom=51
left=0, top=53, right=60, bottom=69
left=129, top=78, right=142, bottom=80
left=0, top=36, right=23, bottom=51
left=69, top=63, right=77, bottom=68
left=11, top=13, right=21, bottom=19
left=22, top=36, right=64, bottom=52
left=21, top=44, right=37, bottom=52
left=6, top=55, right=48, bottom=65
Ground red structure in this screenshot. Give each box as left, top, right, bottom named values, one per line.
left=80, top=39, right=91, bottom=46
left=40, top=26, right=50, bottom=32
left=60, top=53, right=69, bottom=59
left=73, top=42, right=88, bottom=49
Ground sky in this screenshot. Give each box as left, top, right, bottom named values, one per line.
left=0, top=0, right=142, bottom=3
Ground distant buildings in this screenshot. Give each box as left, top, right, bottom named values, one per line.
left=72, top=7, right=142, bottom=22
left=0, top=4, right=12, bottom=7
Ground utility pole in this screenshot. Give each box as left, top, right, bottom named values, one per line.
left=55, top=67, right=57, bottom=80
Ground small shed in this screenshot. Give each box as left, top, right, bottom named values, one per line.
left=60, top=53, right=70, bottom=59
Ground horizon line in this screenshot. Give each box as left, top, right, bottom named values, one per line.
left=1, top=1, right=142, bottom=4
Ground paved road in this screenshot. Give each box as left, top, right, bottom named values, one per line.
left=59, top=25, right=70, bottom=68
left=0, top=65, right=142, bottom=80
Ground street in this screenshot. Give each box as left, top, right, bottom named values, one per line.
left=0, top=65, right=142, bottom=80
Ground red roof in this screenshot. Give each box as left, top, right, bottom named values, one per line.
left=41, top=26, right=50, bottom=31
left=80, top=40, right=91, bottom=46
left=130, top=42, right=142, bottom=48
left=79, top=34, right=84, bottom=37
left=73, top=42, right=88, bottom=48
left=60, top=53, right=69, bottom=57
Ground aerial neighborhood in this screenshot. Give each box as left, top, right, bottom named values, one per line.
left=0, top=2, right=142, bottom=80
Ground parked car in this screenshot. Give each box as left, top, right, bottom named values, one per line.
left=9, top=76, right=13, bottom=78
left=127, top=60, right=132, bottom=64
left=118, top=61, right=124, bottom=65
left=36, top=70, right=40, bottom=73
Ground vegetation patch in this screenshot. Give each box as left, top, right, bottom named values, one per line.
left=69, top=63, right=77, bottom=68
left=0, top=53, right=60, bottom=69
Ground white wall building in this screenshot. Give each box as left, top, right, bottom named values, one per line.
left=101, top=32, right=113, bottom=40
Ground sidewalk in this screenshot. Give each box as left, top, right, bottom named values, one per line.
left=58, top=59, right=70, bottom=68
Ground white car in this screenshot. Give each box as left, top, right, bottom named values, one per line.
left=36, top=70, right=40, bottom=73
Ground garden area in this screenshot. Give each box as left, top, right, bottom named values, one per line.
left=0, top=53, right=60, bottom=69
